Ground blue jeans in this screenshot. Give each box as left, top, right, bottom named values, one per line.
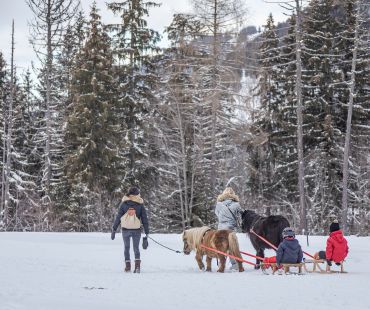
left=122, top=230, right=141, bottom=261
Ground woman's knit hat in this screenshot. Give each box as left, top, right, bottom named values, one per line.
left=329, top=219, right=340, bottom=233
left=127, top=186, right=140, bottom=196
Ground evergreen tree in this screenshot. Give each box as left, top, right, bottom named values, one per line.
left=107, top=0, right=161, bottom=189
left=250, top=14, right=282, bottom=207
left=301, top=0, right=345, bottom=231
left=63, top=3, right=122, bottom=231
left=0, top=51, right=7, bottom=228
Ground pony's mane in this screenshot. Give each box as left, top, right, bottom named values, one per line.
left=242, top=210, right=261, bottom=231
left=184, top=226, right=211, bottom=250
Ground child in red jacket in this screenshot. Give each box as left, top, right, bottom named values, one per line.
left=315, top=220, right=349, bottom=266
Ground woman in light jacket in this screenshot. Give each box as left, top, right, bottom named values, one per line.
left=215, top=187, right=243, bottom=270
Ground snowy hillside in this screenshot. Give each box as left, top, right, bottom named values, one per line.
left=1, top=233, right=369, bottom=310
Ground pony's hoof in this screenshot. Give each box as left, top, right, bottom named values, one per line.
left=239, top=268, right=245, bottom=272
left=254, top=264, right=261, bottom=270
left=217, top=269, right=225, bottom=273
left=206, top=268, right=212, bottom=272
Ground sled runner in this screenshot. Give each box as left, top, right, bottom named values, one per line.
left=303, top=259, right=347, bottom=273
left=326, top=261, right=347, bottom=273
left=260, top=263, right=304, bottom=275
left=303, top=258, right=326, bottom=273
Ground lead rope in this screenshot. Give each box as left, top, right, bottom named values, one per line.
left=147, top=236, right=182, bottom=253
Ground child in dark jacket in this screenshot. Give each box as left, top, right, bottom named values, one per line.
left=276, top=227, right=303, bottom=266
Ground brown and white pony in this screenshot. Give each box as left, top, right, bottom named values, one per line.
left=182, top=226, right=244, bottom=272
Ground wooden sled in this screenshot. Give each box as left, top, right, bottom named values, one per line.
left=265, top=263, right=304, bottom=275
left=303, top=259, right=326, bottom=273
left=326, top=261, right=347, bottom=274
left=303, top=259, right=347, bottom=274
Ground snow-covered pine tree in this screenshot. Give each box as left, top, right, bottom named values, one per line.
left=0, top=51, right=7, bottom=229
left=301, top=0, right=345, bottom=232
left=5, top=71, right=37, bottom=231
left=107, top=0, right=161, bottom=192
left=63, top=3, right=122, bottom=232
left=249, top=14, right=283, bottom=210
left=53, top=11, right=87, bottom=217
left=264, top=15, right=299, bottom=221
left=57, top=11, right=86, bottom=111
left=2, top=21, right=16, bottom=230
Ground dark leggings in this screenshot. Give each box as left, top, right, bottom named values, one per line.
left=122, top=230, right=141, bottom=261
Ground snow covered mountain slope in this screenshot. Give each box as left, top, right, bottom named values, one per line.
left=1, top=233, right=369, bottom=310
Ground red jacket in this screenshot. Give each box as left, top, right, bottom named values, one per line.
left=326, top=230, right=349, bottom=263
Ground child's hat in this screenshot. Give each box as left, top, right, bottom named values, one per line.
left=329, top=219, right=340, bottom=232
left=282, top=227, right=295, bottom=238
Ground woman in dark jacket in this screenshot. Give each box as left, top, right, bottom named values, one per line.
left=111, top=186, right=149, bottom=273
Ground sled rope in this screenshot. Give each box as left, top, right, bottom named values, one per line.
left=250, top=229, right=315, bottom=259
left=147, top=236, right=182, bottom=253
left=200, top=244, right=256, bottom=266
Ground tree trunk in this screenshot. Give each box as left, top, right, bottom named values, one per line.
left=295, top=0, right=307, bottom=233
left=341, top=1, right=360, bottom=234
left=210, top=0, right=219, bottom=193
left=44, top=0, right=52, bottom=197
left=3, top=20, right=15, bottom=228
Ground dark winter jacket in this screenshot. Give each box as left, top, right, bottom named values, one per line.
left=276, top=238, right=303, bottom=265
left=326, top=230, right=348, bottom=263
left=112, top=195, right=149, bottom=235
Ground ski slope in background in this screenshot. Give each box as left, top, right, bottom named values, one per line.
left=1, top=233, right=369, bottom=310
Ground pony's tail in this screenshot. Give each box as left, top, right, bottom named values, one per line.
left=228, top=232, right=242, bottom=259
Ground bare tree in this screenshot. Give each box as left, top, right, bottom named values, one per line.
left=341, top=1, right=363, bottom=234
left=191, top=0, right=247, bottom=196
left=294, top=0, right=306, bottom=233
left=26, top=0, right=78, bottom=203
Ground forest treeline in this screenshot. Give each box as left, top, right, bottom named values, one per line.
left=0, top=0, right=369, bottom=234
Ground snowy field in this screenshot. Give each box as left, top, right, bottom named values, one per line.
left=1, top=232, right=369, bottom=310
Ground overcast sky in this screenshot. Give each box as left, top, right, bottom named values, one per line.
left=0, top=0, right=286, bottom=73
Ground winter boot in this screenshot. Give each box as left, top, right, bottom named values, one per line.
left=124, top=261, right=131, bottom=272
left=133, top=260, right=141, bottom=273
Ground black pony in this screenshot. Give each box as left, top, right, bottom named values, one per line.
left=241, top=209, right=290, bottom=268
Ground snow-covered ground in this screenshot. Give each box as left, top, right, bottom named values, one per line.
left=1, top=232, right=369, bottom=310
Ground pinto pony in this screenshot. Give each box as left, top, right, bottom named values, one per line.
left=182, top=226, right=244, bottom=273
left=241, top=210, right=290, bottom=268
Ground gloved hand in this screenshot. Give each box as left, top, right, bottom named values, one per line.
left=111, top=231, right=115, bottom=240
left=142, top=235, right=148, bottom=250
left=326, top=259, right=332, bottom=266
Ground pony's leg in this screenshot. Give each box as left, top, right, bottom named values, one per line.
left=206, top=256, right=212, bottom=272
left=217, top=255, right=226, bottom=273
left=238, top=259, right=244, bottom=272
left=255, top=248, right=265, bottom=270
left=195, top=251, right=205, bottom=271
